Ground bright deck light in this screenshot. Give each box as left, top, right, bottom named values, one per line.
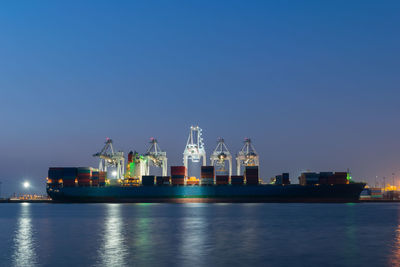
left=23, top=181, right=30, bottom=188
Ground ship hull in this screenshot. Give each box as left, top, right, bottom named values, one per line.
left=47, top=183, right=365, bottom=203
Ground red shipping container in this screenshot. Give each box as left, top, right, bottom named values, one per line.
left=171, top=178, right=185, bottom=185
left=171, top=166, right=187, bottom=176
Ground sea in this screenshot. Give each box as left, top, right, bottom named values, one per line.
left=0, top=202, right=399, bottom=267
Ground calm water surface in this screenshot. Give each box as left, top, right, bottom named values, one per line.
left=0, top=203, right=399, bottom=267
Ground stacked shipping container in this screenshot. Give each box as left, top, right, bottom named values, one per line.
left=92, top=170, right=99, bottom=186
left=77, top=167, right=92, bottom=187
left=48, top=167, right=108, bottom=188
left=231, top=175, right=244, bottom=185
left=282, top=173, right=290, bottom=185
left=48, top=167, right=78, bottom=187
left=142, top=175, right=155, bottom=186
left=274, top=173, right=290, bottom=185
left=299, top=172, right=349, bottom=185
left=161, top=176, right=171, bottom=185
left=245, top=166, right=259, bottom=185
left=155, top=176, right=165, bottom=185
left=99, top=171, right=106, bottom=186
left=200, top=166, right=214, bottom=185
left=171, top=166, right=186, bottom=185
left=370, top=188, right=383, bottom=198
left=216, top=175, right=229, bottom=185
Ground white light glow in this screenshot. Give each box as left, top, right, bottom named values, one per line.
left=23, top=182, right=30, bottom=188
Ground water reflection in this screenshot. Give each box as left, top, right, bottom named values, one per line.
left=100, top=204, right=127, bottom=266
left=344, top=204, right=358, bottom=265
left=12, top=203, right=37, bottom=267
left=391, top=210, right=400, bottom=266
left=180, top=204, right=208, bottom=266
left=134, top=205, right=151, bottom=250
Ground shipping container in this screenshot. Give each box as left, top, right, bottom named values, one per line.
left=275, top=175, right=283, bottom=185
left=319, top=177, right=328, bottom=184
left=171, top=178, right=185, bottom=185
left=162, top=176, right=171, bottom=185
left=49, top=167, right=78, bottom=180
left=200, top=178, right=214, bottom=185
left=216, top=175, right=229, bottom=181
left=245, top=166, right=259, bottom=173
left=201, top=166, right=214, bottom=172
left=281, top=173, right=290, bottom=184
left=201, top=166, right=215, bottom=178
left=231, top=176, right=244, bottom=185
left=245, top=167, right=259, bottom=185
left=246, top=178, right=259, bottom=185
left=320, top=172, right=334, bottom=177
left=171, top=175, right=185, bottom=179
left=171, top=166, right=187, bottom=176
left=78, top=181, right=91, bottom=187
left=142, top=176, right=155, bottom=186
left=156, top=176, right=164, bottom=185
left=216, top=175, right=229, bottom=185
left=63, top=180, right=76, bottom=187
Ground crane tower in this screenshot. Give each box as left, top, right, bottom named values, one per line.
left=93, top=138, right=125, bottom=180
left=210, top=138, right=232, bottom=176
left=144, top=138, right=168, bottom=176
left=183, top=126, right=206, bottom=168
left=236, top=138, right=259, bottom=175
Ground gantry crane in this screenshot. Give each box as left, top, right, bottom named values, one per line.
left=183, top=126, right=206, bottom=168
left=210, top=138, right=232, bottom=176
left=236, top=138, right=259, bottom=175
left=93, top=138, right=125, bottom=180
left=144, top=138, right=168, bottom=176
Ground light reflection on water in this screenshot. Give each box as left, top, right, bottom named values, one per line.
left=180, top=203, right=208, bottom=265
left=3, top=203, right=400, bottom=266
left=12, top=203, right=37, bottom=267
left=391, top=208, right=400, bottom=266
left=99, top=204, right=127, bottom=266
left=134, top=206, right=151, bottom=251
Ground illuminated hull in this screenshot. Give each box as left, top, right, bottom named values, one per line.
left=47, top=183, right=365, bottom=203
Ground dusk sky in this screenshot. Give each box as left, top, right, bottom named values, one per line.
left=1, top=1, right=400, bottom=195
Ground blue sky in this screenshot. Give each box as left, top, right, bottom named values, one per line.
left=1, top=1, right=400, bottom=195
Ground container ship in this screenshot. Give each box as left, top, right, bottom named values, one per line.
left=46, top=126, right=365, bottom=203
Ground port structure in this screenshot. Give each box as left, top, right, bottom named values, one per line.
left=93, top=138, right=125, bottom=180
left=236, top=138, right=259, bottom=175
left=183, top=126, right=206, bottom=168
left=126, top=151, right=147, bottom=179
left=210, top=138, right=232, bottom=177
left=143, top=138, right=168, bottom=176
